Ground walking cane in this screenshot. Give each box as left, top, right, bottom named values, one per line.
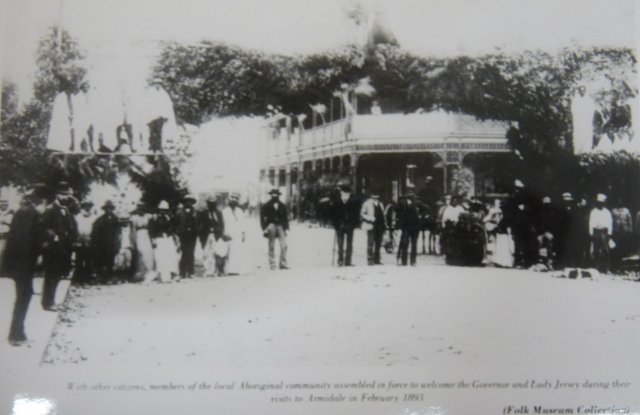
left=331, top=231, right=337, bottom=266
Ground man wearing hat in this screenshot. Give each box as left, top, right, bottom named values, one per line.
left=91, top=200, right=121, bottom=284
left=397, top=191, right=421, bottom=266
left=41, top=182, right=78, bottom=310
left=360, top=188, right=386, bottom=265
left=175, top=194, right=199, bottom=278
left=5, top=191, right=47, bottom=345
left=260, top=188, right=289, bottom=270
left=589, top=193, right=613, bottom=273
left=198, top=195, right=225, bottom=276
left=330, top=183, right=360, bottom=266
left=73, top=200, right=96, bottom=285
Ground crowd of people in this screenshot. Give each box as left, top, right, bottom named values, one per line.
left=0, top=181, right=287, bottom=346
left=325, top=180, right=640, bottom=275
left=2, top=176, right=640, bottom=346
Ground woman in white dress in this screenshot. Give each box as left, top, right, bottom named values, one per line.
left=149, top=201, right=179, bottom=282
left=221, top=194, right=247, bottom=275
left=130, top=202, right=156, bottom=283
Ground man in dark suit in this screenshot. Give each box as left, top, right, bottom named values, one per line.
left=91, top=200, right=121, bottom=284
left=198, top=195, right=224, bottom=276
left=41, top=182, right=77, bottom=310
left=331, top=183, right=359, bottom=266
left=5, top=190, right=46, bottom=345
left=398, top=192, right=421, bottom=266
left=260, top=188, right=289, bottom=270
left=175, top=194, right=199, bottom=278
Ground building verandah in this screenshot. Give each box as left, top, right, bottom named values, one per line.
left=259, top=110, right=515, bottom=219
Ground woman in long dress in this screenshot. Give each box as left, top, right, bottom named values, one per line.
left=130, top=203, right=156, bottom=283
left=149, top=201, right=179, bottom=282
left=221, top=194, right=247, bottom=275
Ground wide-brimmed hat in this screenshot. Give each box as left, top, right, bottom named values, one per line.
left=102, top=200, right=115, bottom=210
left=183, top=194, right=196, bottom=203
left=158, top=200, right=170, bottom=210
left=562, top=192, right=573, bottom=201
left=268, top=188, right=281, bottom=196
left=206, top=195, right=217, bottom=203
left=596, top=193, right=607, bottom=203
left=80, top=200, right=94, bottom=208
left=56, top=181, right=72, bottom=195
left=338, top=183, right=352, bottom=192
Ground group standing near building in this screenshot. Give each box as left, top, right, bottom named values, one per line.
left=2, top=176, right=639, bottom=347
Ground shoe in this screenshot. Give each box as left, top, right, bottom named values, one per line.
left=9, top=339, right=27, bottom=347
left=374, top=261, right=383, bottom=265
left=279, top=266, right=289, bottom=270
left=345, top=263, right=355, bottom=267
left=43, top=305, right=59, bottom=312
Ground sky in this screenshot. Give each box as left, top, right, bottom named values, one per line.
left=1, top=0, right=637, bottom=105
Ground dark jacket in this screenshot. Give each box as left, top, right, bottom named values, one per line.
left=91, top=212, right=121, bottom=258
left=149, top=213, right=175, bottom=239
left=331, top=196, right=360, bottom=230
left=398, top=202, right=421, bottom=232
left=2, top=203, right=41, bottom=276
left=175, top=207, right=199, bottom=240
left=41, top=202, right=77, bottom=254
left=260, top=199, right=289, bottom=231
left=198, top=208, right=224, bottom=245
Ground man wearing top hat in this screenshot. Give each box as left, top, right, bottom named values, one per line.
left=41, top=181, right=78, bottom=310
left=175, top=194, right=199, bottom=278
left=198, top=195, right=225, bottom=277
left=260, top=188, right=289, bottom=270
left=91, top=200, right=121, bottom=284
left=589, top=193, right=613, bottom=273
left=360, top=188, right=386, bottom=265
left=5, top=189, right=47, bottom=345
left=330, top=182, right=360, bottom=266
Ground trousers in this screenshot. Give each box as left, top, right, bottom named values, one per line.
left=266, top=224, right=287, bottom=269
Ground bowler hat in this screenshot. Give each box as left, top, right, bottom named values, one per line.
left=183, top=194, right=196, bottom=203
left=102, top=200, right=115, bottom=210
left=268, top=188, right=281, bottom=196
left=206, top=195, right=217, bottom=203
left=81, top=200, right=94, bottom=208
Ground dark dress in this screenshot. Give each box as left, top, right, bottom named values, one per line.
left=91, top=212, right=121, bottom=283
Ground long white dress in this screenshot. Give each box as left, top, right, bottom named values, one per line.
left=130, top=213, right=156, bottom=282
left=222, top=206, right=247, bottom=274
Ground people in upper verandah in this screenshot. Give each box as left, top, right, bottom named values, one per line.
left=198, top=195, right=225, bottom=277
left=5, top=189, right=47, bottom=346
left=175, top=194, right=199, bottom=279
left=260, top=188, right=289, bottom=270
left=91, top=200, right=121, bottom=284
left=41, top=181, right=77, bottom=311
left=330, top=183, right=360, bottom=267
left=589, top=193, right=613, bottom=274
left=360, top=188, right=386, bottom=265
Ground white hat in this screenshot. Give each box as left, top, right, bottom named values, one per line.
left=596, top=193, right=607, bottom=203
left=158, top=200, right=170, bottom=210
left=562, top=192, right=573, bottom=201
left=542, top=196, right=551, bottom=204
left=514, top=179, right=524, bottom=188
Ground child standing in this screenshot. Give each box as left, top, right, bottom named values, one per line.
left=214, top=234, right=231, bottom=276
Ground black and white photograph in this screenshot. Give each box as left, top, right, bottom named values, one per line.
left=1, top=0, right=640, bottom=413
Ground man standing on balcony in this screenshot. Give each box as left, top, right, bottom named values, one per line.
left=331, top=183, right=359, bottom=266
left=361, top=188, right=386, bottom=265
